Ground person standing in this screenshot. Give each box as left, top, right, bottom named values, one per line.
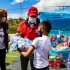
left=16, top=6, right=40, bottom=70
left=0, top=9, right=9, bottom=70
left=20, top=21, right=51, bottom=70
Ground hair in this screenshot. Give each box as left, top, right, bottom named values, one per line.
left=0, top=9, right=7, bottom=17
left=39, top=20, right=51, bottom=34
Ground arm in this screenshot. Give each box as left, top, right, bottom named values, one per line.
left=20, top=45, right=35, bottom=58
left=19, top=37, right=38, bottom=57
left=16, top=22, right=23, bottom=36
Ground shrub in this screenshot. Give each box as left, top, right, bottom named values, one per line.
left=9, top=24, right=18, bottom=34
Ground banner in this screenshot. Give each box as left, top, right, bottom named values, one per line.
left=39, top=12, right=70, bottom=31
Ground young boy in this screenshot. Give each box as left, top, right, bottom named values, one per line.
left=20, top=21, right=51, bottom=70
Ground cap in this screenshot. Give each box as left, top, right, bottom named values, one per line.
left=28, top=7, right=38, bottom=17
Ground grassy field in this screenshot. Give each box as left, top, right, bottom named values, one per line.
left=6, top=51, right=20, bottom=66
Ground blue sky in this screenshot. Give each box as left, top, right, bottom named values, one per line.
left=0, top=0, right=70, bottom=19
left=0, top=0, right=39, bottom=18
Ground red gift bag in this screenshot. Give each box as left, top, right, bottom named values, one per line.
left=49, top=60, right=54, bottom=68
left=54, top=60, right=61, bottom=68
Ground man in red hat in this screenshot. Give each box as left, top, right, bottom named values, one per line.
left=16, top=6, right=40, bottom=70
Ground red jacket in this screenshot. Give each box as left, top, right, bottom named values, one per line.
left=16, top=21, right=38, bottom=40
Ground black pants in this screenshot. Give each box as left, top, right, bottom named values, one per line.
left=20, top=55, right=29, bottom=70
left=34, top=66, right=49, bottom=70
left=20, top=54, right=34, bottom=70
left=30, top=54, right=35, bottom=70
left=0, top=49, right=6, bottom=70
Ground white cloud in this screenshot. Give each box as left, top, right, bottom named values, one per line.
left=11, top=0, right=25, bottom=4
left=10, top=0, right=70, bottom=18
left=8, top=13, right=28, bottom=19
left=34, top=0, right=70, bottom=12
left=8, top=13, right=23, bottom=19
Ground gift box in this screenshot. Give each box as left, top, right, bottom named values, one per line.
left=54, top=60, right=61, bottom=68
left=49, top=56, right=61, bottom=68
left=49, top=60, right=61, bottom=68
left=49, top=60, right=54, bottom=68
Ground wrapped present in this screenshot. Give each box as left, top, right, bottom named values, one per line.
left=54, top=60, right=61, bottom=68
left=55, top=55, right=60, bottom=60
left=49, top=60, right=54, bottom=68
left=9, top=36, right=32, bottom=52
left=49, top=60, right=61, bottom=68
left=49, top=55, right=61, bottom=68
left=49, top=56, right=55, bottom=68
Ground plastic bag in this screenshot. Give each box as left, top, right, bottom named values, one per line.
left=9, top=36, right=32, bottom=52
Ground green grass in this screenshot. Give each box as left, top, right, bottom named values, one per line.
left=6, top=51, right=20, bottom=66
left=5, top=31, right=20, bottom=66
left=9, top=24, right=18, bottom=34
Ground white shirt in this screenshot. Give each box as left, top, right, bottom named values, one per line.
left=0, top=28, right=5, bottom=49
left=32, top=35, right=51, bottom=68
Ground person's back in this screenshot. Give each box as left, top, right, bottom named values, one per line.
left=32, top=36, right=50, bottom=68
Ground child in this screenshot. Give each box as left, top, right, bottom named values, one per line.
left=19, top=21, right=51, bottom=70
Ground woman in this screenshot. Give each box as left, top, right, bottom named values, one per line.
left=0, top=9, right=8, bottom=70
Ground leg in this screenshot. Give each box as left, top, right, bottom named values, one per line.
left=0, top=49, right=6, bottom=70
left=20, top=55, right=29, bottom=70
left=30, top=54, right=35, bottom=70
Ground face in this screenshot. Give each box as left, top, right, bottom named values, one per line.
left=38, top=24, right=44, bottom=31
left=28, top=16, right=37, bottom=23
left=0, top=17, right=6, bottom=22
left=2, top=17, right=6, bottom=22
left=37, top=25, right=44, bottom=37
